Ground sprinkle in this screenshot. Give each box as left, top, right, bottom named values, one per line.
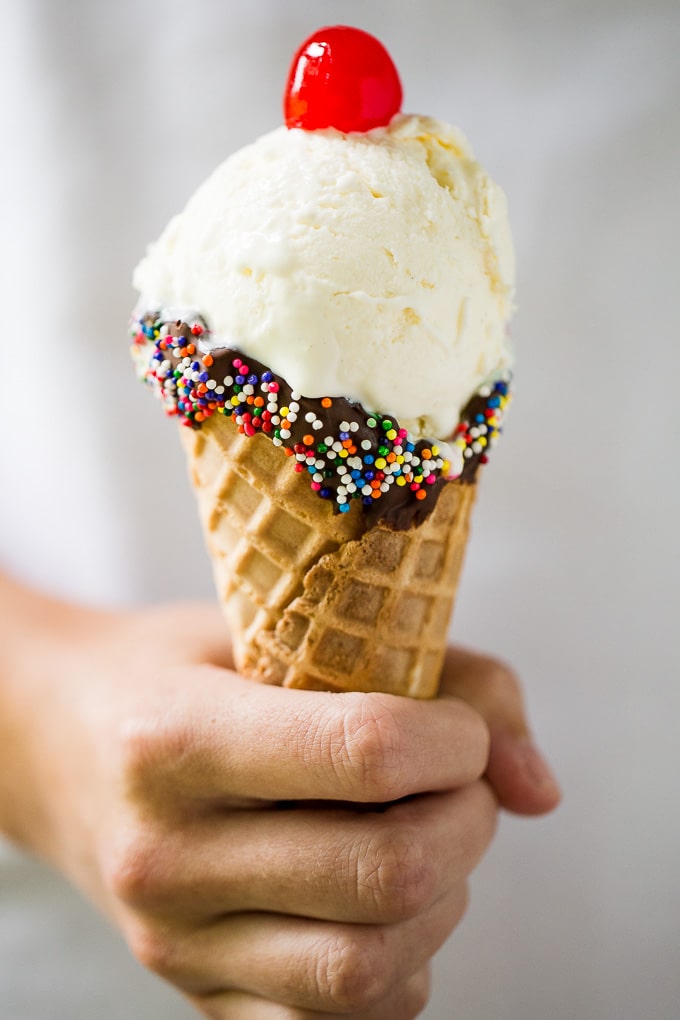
left=131, top=309, right=511, bottom=520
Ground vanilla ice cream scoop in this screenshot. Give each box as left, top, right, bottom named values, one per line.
left=134, top=113, right=514, bottom=441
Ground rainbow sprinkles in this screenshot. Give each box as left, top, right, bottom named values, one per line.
left=131, top=310, right=511, bottom=528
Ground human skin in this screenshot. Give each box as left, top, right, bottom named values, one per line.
left=0, top=574, right=560, bottom=1019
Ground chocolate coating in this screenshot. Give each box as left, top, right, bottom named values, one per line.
left=132, top=312, right=510, bottom=530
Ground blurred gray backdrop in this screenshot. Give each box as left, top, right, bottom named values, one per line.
left=1, top=1, right=679, bottom=1018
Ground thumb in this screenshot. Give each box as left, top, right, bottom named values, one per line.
left=440, top=647, right=562, bottom=816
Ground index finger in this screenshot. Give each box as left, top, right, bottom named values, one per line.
left=130, top=666, right=489, bottom=804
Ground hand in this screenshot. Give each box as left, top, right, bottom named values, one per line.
left=3, top=595, right=559, bottom=1020
left=441, top=646, right=562, bottom=818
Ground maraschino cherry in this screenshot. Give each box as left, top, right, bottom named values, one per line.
left=284, top=26, right=403, bottom=133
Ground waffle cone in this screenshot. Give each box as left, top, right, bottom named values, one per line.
left=180, top=413, right=476, bottom=698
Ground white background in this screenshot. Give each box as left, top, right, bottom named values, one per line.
left=1, top=1, right=679, bottom=1018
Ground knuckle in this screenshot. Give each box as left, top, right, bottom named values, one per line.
left=470, top=713, right=492, bottom=779
left=117, top=716, right=164, bottom=792
left=105, top=827, right=169, bottom=908
left=118, top=714, right=200, bottom=798
left=315, top=931, right=390, bottom=1012
left=127, top=921, right=181, bottom=979
left=457, top=781, right=499, bottom=871
left=474, top=777, right=500, bottom=836
left=402, top=967, right=433, bottom=1019
left=357, top=827, right=435, bottom=921
left=453, top=700, right=491, bottom=780
left=333, top=696, right=405, bottom=801
left=447, top=881, right=472, bottom=938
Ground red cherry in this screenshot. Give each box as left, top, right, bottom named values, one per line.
left=284, top=25, right=403, bottom=133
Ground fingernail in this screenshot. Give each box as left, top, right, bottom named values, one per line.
left=518, top=741, right=561, bottom=793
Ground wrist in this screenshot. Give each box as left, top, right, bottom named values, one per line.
left=0, top=574, right=109, bottom=853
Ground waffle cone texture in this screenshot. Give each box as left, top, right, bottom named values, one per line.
left=181, top=414, right=476, bottom=698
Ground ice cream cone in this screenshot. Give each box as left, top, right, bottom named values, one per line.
left=131, top=30, right=515, bottom=702
left=181, top=412, right=476, bottom=698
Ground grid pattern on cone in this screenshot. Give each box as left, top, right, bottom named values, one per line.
left=257, top=480, right=475, bottom=697
left=181, top=415, right=476, bottom=698
left=180, top=418, right=364, bottom=671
